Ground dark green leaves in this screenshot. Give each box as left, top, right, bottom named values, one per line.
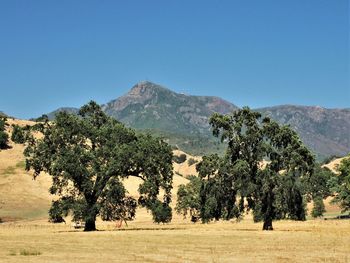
left=25, top=101, right=174, bottom=230
left=177, top=107, right=316, bottom=229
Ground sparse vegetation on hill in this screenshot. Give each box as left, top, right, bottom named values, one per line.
left=24, top=101, right=174, bottom=231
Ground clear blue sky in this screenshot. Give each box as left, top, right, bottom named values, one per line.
left=0, top=0, right=349, bottom=119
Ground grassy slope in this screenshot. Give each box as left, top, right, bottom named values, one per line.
left=0, top=119, right=52, bottom=221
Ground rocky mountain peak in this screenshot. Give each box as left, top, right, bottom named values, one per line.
left=128, top=81, right=169, bottom=96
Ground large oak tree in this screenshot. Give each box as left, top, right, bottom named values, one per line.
left=177, top=107, right=316, bottom=230
left=24, top=101, right=173, bottom=231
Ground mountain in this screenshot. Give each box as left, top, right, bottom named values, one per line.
left=43, top=81, right=349, bottom=159
left=45, top=107, right=79, bottom=121
left=257, top=105, right=350, bottom=160
left=102, top=81, right=238, bottom=135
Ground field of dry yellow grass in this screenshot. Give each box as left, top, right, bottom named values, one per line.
left=0, top=119, right=349, bottom=262
left=0, top=217, right=349, bottom=262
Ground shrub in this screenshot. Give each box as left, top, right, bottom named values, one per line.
left=311, top=196, right=326, bottom=218
left=187, top=158, right=198, bottom=166
left=173, top=153, right=187, bottom=164
left=151, top=200, right=172, bottom=223
left=11, top=125, right=26, bottom=144
left=0, top=131, right=9, bottom=149
left=0, top=117, right=9, bottom=149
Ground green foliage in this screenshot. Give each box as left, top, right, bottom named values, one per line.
left=330, top=155, right=350, bottom=212
left=311, top=196, right=326, bottom=218
left=176, top=175, right=201, bottom=222
left=32, top=114, right=49, bottom=122
left=0, top=117, right=9, bottom=149
left=149, top=200, right=172, bottom=224
left=24, top=101, right=173, bottom=231
left=173, top=153, right=187, bottom=164
left=11, top=124, right=26, bottom=144
left=48, top=201, right=66, bottom=223
left=302, top=164, right=333, bottom=201
left=187, top=158, right=198, bottom=166
left=181, top=107, right=315, bottom=230
left=99, top=179, right=137, bottom=223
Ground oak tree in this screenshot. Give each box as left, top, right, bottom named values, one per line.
left=24, top=101, right=173, bottom=231
left=330, top=155, right=350, bottom=213
left=178, top=107, right=315, bottom=230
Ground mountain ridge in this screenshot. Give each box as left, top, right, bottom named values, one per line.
left=41, top=81, right=350, bottom=159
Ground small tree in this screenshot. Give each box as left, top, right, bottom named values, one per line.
left=176, top=175, right=201, bottom=222
left=0, top=117, right=9, bottom=149
left=24, top=101, right=173, bottom=231
left=330, top=155, right=350, bottom=213
left=311, top=196, right=326, bottom=218
left=173, top=154, right=187, bottom=164
left=48, top=200, right=66, bottom=223
left=11, top=124, right=26, bottom=144
left=187, top=158, right=198, bottom=166
left=303, top=164, right=333, bottom=218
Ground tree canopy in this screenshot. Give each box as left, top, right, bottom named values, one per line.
left=0, top=116, right=9, bottom=149
left=177, top=107, right=316, bottom=230
left=330, top=155, right=350, bottom=213
left=24, top=101, right=173, bottom=231
left=11, top=124, right=26, bottom=144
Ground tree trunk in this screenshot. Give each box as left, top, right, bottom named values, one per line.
left=262, top=178, right=275, bottom=231
left=262, top=217, right=273, bottom=230
left=84, top=217, right=96, bottom=231
left=84, top=202, right=98, bottom=231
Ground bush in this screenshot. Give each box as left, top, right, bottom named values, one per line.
left=0, top=131, right=9, bottom=149
left=48, top=200, right=66, bottom=223
left=311, top=196, right=326, bottom=218
left=173, top=153, right=187, bottom=164
left=32, top=114, right=49, bottom=122
left=11, top=125, right=25, bottom=144
left=187, top=158, right=198, bottom=166
left=151, top=201, right=172, bottom=223
left=0, top=117, right=9, bottom=149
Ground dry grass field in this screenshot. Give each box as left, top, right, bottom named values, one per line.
left=0, top=119, right=349, bottom=262
left=0, top=217, right=349, bottom=263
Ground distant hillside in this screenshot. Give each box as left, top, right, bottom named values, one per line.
left=42, top=81, right=349, bottom=159
left=258, top=105, right=350, bottom=160
left=45, top=107, right=79, bottom=120
left=102, top=81, right=238, bottom=135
